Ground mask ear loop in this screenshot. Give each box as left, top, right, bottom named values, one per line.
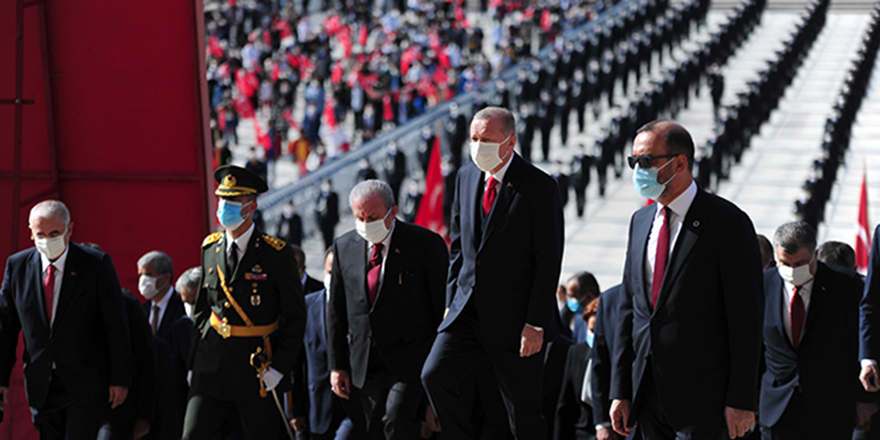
left=656, top=156, right=678, bottom=186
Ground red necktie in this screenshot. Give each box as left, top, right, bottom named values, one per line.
left=651, top=207, right=670, bottom=307
left=790, top=286, right=805, bottom=350
left=44, top=264, right=55, bottom=324
left=367, top=243, right=383, bottom=305
left=482, top=177, right=498, bottom=216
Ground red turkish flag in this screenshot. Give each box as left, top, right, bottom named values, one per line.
left=254, top=120, right=271, bottom=150
left=857, top=170, right=871, bottom=273
left=415, top=137, right=448, bottom=242
left=233, top=95, right=255, bottom=119
left=541, top=9, right=552, bottom=31
left=208, top=35, right=224, bottom=59
left=324, top=96, right=337, bottom=129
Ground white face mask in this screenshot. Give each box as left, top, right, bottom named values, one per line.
left=139, top=275, right=162, bottom=299
left=34, top=230, right=67, bottom=261
left=323, top=273, right=332, bottom=293
left=355, top=209, right=392, bottom=244
left=778, top=263, right=813, bottom=287
left=470, top=135, right=511, bottom=172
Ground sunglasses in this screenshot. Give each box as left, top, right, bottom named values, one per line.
left=627, top=154, right=679, bottom=170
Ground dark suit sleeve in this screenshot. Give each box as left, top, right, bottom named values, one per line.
left=290, top=345, right=309, bottom=418
left=98, top=254, right=132, bottom=388
left=611, top=217, right=636, bottom=401
left=188, top=253, right=209, bottom=370
left=445, top=170, right=464, bottom=309
left=525, top=175, right=565, bottom=330
left=424, top=231, right=450, bottom=324
left=860, top=224, right=880, bottom=362
left=326, top=240, right=349, bottom=372
left=554, top=345, right=579, bottom=440
left=591, top=294, right=613, bottom=425
left=0, top=258, right=22, bottom=387
left=271, top=246, right=307, bottom=375
left=718, top=209, right=763, bottom=410
left=127, top=298, right=157, bottom=422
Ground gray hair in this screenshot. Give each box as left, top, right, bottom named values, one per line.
left=137, top=250, right=174, bottom=279
left=472, top=107, right=516, bottom=137
left=773, top=221, right=817, bottom=255
left=175, top=267, right=202, bottom=293
left=29, top=200, right=70, bottom=226
left=349, top=180, right=395, bottom=210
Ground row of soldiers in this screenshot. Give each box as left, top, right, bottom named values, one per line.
left=698, top=0, right=828, bottom=191
left=586, top=0, right=767, bottom=197
left=796, top=2, right=880, bottom=230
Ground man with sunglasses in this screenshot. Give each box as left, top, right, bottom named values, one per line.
left=610, top=121, right=763, bottom=440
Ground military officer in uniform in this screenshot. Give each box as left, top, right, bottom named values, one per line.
left=183, top=165, right=307, bottom=440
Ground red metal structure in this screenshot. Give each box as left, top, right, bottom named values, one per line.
left=0, top=0, right=213, bottom=436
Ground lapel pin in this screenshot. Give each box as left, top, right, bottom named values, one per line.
left=693, top=220, right=700, bottom=227
left=395, top=249, right=400, bottom=254
left=507, top=182, right=513, bottom=188
left=70, top=271, right=76, bottom=276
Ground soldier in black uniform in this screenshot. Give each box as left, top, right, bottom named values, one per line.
left=184, top=165, right=307, bottom=440
left=571, top=144, right=593, bottom=218
left=517, top=103, right=537, bottom=163
left=556, top=79, right=573, bottom=148
left=537, top=90, right=557, bottom=163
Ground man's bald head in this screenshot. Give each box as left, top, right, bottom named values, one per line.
left=635, top=120, right=695, bottom=171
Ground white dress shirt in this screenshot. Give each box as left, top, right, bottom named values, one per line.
left=40, top=246, right=69, bottom=328
left=225, top=223, right=255, bottom=270
left=149, top=287, right=174, bottom=333
left=644, top=180, right=698, bottom=294
left=782, top=278, right=813, bottom=346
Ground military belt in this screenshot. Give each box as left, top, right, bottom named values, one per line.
left=210, top=312, right=278, bottom=339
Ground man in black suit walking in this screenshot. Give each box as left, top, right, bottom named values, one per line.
left=761, top=221, right=875, bottom=439
left=137, top=250, right=188, bottom=439
left=421, top=107, right=565, bottom=439
left=327, top=180, right=448, bottom=439
left=610, top=121, right=763, bottom=439
left=0, top=200, right=131, bottom=439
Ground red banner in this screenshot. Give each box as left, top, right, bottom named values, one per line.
left=415, top=137, right=447, bottom=242
left=857, top=170, right=871, bottom=273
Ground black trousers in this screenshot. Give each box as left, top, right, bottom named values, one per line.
left=421, top=301, right=546, bottom=440
left=182, top=391, right=282, bottom=440
left=33, top=375, right=106, bottom=440
left=635, top=363, right=728, bottom=440
left=356, top=349, right=423, bottom=440
left=759, top=390, right=850, bottom=440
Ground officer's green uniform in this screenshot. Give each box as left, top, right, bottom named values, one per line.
left=183, top=165, right=306, bottom=440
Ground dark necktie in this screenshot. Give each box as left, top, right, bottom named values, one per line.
left=44, top=264, right=55, bottom=324
left=483, top=176, right=498, bottom=216
left=790, top=286, right=805, bottom=350
left=152, top=304, right=160, bottom=335
left=651, top=206, right=670, bottom=308
left=229, top=242, right=239, bottom=275
left=367, top=243, right=383, bottom=305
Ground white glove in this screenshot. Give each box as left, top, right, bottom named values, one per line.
left=260, top=367, right=283, bottom=391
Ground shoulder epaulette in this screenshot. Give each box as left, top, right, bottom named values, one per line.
left=202, top=232, right=224, bottom=247
left=262, top=234, right=286, bottom=251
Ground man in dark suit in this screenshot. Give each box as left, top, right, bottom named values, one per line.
left=862, top=224, right=880, bottom=393
left=610, top=121, right=763, bottom=439
left=183, top=165, right=306, bottom=440
left=591, top=285, right=622, bottom=440
left=760, top=221, right=874, bottom=439
left=137, top=250, right=188, bottom=439
left=291, top=249, right=365, bottom=440
left=317, top=180, right=340, bottom=251
left=421, top=107, right=565, bottom=439
left=0, top=200, right=132, bottom=439
left=327, top=180, right=448, bottom=439
left=277, top=201, right=303, bottom=247
left=291, top=245, right=323, bottom=294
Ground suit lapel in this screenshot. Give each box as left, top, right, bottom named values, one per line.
left=460, top=165, right=482, bottom=251
left=654, top=190, right=709, bottom=312
left=376, top=224, right=404, bottom=310
left=480, top=155, right=525, bottom=251
left=53, top=244, right=81, bottom=330
left=768, top=273, right=793, bottom=350
left=346, top=234, right=368, bottom=305
left=631, top=208, right=653, bottom=308
left=802, top=265, right=825, bottom=343
left=28, top=250, right=50, bottom=329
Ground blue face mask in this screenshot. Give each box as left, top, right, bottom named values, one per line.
left=632, top=159, right=676, bottom=200
left=217, top=199, right=252, bottom=230
left=566, top=298, right=584, bottom=314
left=586, top=330, right=595, bottom=348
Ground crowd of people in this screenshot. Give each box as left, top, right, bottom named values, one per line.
left=204, top=0, right=610, bottom=180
